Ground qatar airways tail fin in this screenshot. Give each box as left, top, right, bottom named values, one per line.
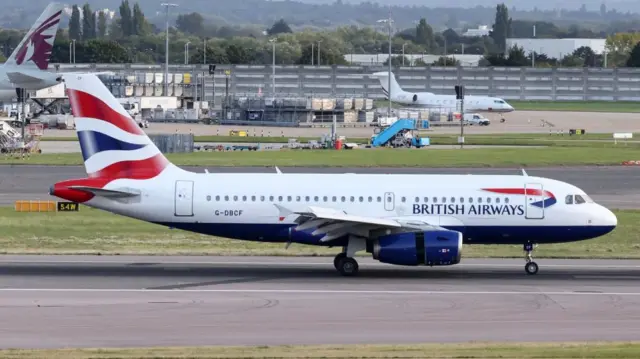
left=4, top=2, right=64, bottom=71
left=63, top=73, right=174, bottom=179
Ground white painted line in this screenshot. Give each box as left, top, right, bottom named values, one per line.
left=0, top=288, right=639, bottom=296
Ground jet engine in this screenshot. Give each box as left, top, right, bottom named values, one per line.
left=370, top=230, right=462, bottom=266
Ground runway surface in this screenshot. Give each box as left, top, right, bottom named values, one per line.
left=1, top=255, right=640, bottom=349
left=1, top=164, right=639, bottom=209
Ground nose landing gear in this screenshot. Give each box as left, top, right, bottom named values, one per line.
left=524, top=242, right=538, bottom=275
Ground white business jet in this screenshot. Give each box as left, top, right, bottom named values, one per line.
left=50, top=74, right=617, bottom=277
left=371, top=71, right=515, bottom=119
left=0, top=3, right=66, bottom=101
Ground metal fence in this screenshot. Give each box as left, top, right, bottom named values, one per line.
left=148, top=134, right=194, bottom=153
left=55, top=64, right=640, bottom=102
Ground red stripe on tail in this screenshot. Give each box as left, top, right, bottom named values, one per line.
left=67, top=89, right=145, bottom=135
left=87, top=153, right=169, bottom=179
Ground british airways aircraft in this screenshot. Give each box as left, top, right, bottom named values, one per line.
left=371, top=71, right=515, bottom=117
left=50, top=74, right=617, bottom=277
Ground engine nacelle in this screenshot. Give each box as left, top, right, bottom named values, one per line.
left=371, top=230, right=462, bottom=266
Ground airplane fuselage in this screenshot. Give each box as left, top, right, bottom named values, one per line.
left=0, top=66, right=60, bottom=101
left=63, top=169, right=616, bottom=247
left=390, top=91, right=515, bottom=114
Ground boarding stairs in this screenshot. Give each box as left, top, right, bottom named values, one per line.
left=370, top=118, right=418, bottom=148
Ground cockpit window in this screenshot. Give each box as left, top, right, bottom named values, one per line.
left=566, top=194, right=593, bottom=205
left=494, top=100, right=505, bottom=104
left=575, top=195, right=586, bottom=204
left=565, top=195, right=573, bottom=204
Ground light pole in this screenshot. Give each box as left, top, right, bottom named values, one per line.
left=269, top=38, right=276, bottom=96
left=161, top=3, right=177, bottom=96
left=184, top=41, right=190, bottom=65
left=317, top=40, right=322, bottom=65
left=402, top=43, right=407, bottom=66
left=203, top=38, right=207, bottom=64
left=377, top=9, right=393, bottom=119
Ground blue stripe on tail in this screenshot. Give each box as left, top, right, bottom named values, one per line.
left=78, top=130, right=147, bottom=161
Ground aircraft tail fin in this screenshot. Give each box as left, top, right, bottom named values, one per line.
left=62, top=73, right=173, bottom=180
left=5, top=3, right=64, bottom=70
left=371, top=71, right=404, bottom=99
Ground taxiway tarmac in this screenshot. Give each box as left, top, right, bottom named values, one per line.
left=1, top=256, right=640, bottom=349
left=1, top=165, right=639, bottom=208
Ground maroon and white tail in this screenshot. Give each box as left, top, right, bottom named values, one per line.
left=5, top=2, right=64, bottom=70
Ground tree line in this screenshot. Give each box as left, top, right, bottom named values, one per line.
left=1, top=1, right=640, bottom=67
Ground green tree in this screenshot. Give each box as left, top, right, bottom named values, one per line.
left=627, top=42, right=640, bottom=67
left=82, top=3, right=96, bottom=41
left=432, top=56, right=460, bottom=66
left=132, top=3, right=150, bottom=36
left=415, top=19, right=435, bottom=52
left=119, top=0, right=132, bottom=36
left=189, top=45, right=229, bottom=64
left=69, top=5, right=82, bottom=40
left=268, top=19, right=292, bottom=36
left=490, top=3, right=512, bottom=53
left=176, top=12, right=205, bottom=36
left=84, top=39, right=129, bottom=63
left=97, top=11, right=107, bottom=38
left=0, top=53, right=6, bottom=62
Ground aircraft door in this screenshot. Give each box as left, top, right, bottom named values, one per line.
left=174, top=180, right=194, bottom=216
left=525, top=183, right=544, bottom=219
left=384, top=192, right=395, bottom=211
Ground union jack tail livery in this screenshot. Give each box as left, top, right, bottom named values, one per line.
left=5, top=2, right=63, bottom=70
left=65, top=74, right=170, bottom=179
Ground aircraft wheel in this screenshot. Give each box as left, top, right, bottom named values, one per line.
left=333, top=252, right=346, bottom=269
left=336, top=257, right=359, bottom=276
left=525, top=261, right=539, bottom=275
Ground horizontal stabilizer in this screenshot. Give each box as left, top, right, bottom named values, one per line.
left=68, top=186, right=140, bottom=198
left=6, top=71, right=59, bottom=85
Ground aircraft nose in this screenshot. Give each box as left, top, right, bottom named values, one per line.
left=604, top=207, right=618, bottom=227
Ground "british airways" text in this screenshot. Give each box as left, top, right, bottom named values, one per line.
left=412, top=204, right=525, bottom=216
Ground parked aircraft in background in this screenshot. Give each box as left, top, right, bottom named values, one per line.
left=372, top=71, right=515, bottom=119
left=50, top=74, right=617, bottom=277
left=0, top=3, right=65, bottom=102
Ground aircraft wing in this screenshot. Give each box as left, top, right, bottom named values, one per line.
left=275, top=204, right=443, bottom=242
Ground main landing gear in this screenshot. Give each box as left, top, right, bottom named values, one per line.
left=334, top=252, right=359, bottom=276
left=524, top=242, right=539, bottom=275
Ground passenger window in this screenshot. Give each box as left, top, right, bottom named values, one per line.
left=368, top=196, right=373, bottom=202
left=359, top=196, right=364, bottom=202
left=450, top=197, right=455, bottom=203
left=305, top=196, right=310, bottom=202
left=469, top=197, right=473, bottom=203
left=260, top=196, right=265, bottom=201
left=206, top=195, right=211, bottom=201
left=296, top=196, right=301, bottom=202
left=323, top=196, right=328, bottom=202
left=496, top=197, right=500, bottom=204
left=575, top=195, right=586, bottom=204
left=442, top=197, right=446, bottom=203
left=314, top=196, right=319, bottom=201
left=216, top=195, right=220, bottom=201
left=287, top=196, right=292, bottom=202
left=251, top=196, right=256, bottom=201
left=332, top=196, right=337, bottom=202
left=351, top=196, right=355, bottom=202
left=242, top=195, right=247, bottom=201
left=401, top=197, right=406, bottom=202
left=505, top=197, right=509, bottom=204
left=565, top=195, right=573, bottom=205
left=341, top=196, right=346, bottom=202
left=433, top=197, right=437, bottom=203
left=478, top=197, right=482, bottom=203
left=377, top=196, right=382, bottom=202
left=487, top=197, right=491, bottom=204
left=233, top=195, right=238, bottom=201
left=424, top=197, right=429, bottom=203
left=459, top=197, right=464, bottom=203
left=278, top=196, right=283, bottom=201
left=415, top=197, right=420, bottom=203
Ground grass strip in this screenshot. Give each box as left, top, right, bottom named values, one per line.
left=2, top=341, right=640, bottom=358
left=2, top=147, right=640, bottom=167
left=0, top=207, right=636, bottom=258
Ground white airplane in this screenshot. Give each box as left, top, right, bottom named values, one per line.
left=372, top=71, right=515, bottom=117
left=50, top=74, right=617, bottom=277
left=0, top=2, right=65, bottom=101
